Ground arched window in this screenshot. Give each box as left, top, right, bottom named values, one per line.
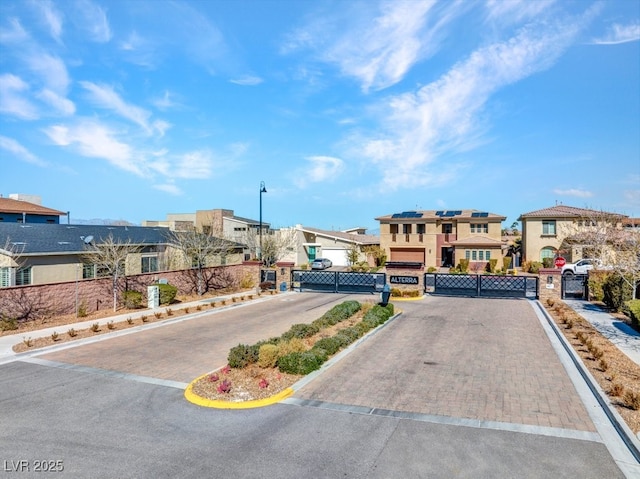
left=540, top=247, right=556, bottom=261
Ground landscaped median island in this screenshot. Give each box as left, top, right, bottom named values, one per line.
left=185, top=300, right=395, bottom=408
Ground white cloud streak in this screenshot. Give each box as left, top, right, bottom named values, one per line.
left=553, top=188, right=594, bottom=198
left=357, top=8, right=597, bottom=190
left=80, top=81, right=166, bottom=135
left=591, top=22, right=640, bottom=45
left=0, top=74, right=39, bottom=119
left=229, top=75, right=264, bottom=86
left=75, top=0, right=111, bottom=43
left=0, top=135, right=47, bottom=167
left=31, top=0, right=64, bottom=42
left=284, top=0, right=460, bottom=93
left=44, top=120, right=141, bottom=175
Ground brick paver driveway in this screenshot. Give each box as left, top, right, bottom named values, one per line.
left=294, top=295, right=596, bottom=432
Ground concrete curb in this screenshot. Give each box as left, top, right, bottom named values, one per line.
left=0, top=291, right=291, bottom=363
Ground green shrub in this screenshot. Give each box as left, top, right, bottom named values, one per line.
left=277, top=338, right=307, bottom=356
left=156, top=283, right=178, bottom=305
left=122, top=290, right=143, bottom=309
left=0, top=316, right=18, bottom=331
left=363, top=303, right=394, bottom=328
left=281, top=323, right=320, bottom=341
left=257, top=344, right=280, bottom=368
left=228, top=343, right=259, bottom=369
left=588, top=271, right=608, bottom=302
left=623, top=299, right=640, bottom=328
left=312, top=337, right=342, bottom=356
left=542, top=257, right=554, bottom=269
left=503, top=257, right=512, bottom=271
left=488, top=258, right=498, bottom=273
left=311, top=301, right=361, bottom=329
left=603, top=274, right=633, bottom=311
left=426, top=266, right=437, bottom=273
left=278, top=350, right=326, bottom=375
left=458, top=259, right=469, bottom=273
left=523, top=261, right=542, bottom=274
left=390, top=288, right=402, bottom=297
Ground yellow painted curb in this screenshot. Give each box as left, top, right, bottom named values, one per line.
left=389, top=295, right=425, bottom=301
left=184, top=372, right=294, bottom=409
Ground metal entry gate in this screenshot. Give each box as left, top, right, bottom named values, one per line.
left=561, top=274, right=589, bottom=299
left=424, top=273, right=539, bottom=299
left=292, top=270, right=386, bottom=293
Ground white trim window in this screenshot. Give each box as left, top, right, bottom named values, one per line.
left=16, top=266, right=31, bottom=286
left=0, top=267, right=14, bottom=287
left=471, top=223, right=488, bottom=234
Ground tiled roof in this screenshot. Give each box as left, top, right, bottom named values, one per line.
left=0, top=223, right=171, bottom=255
left=375, top=209, right=506, bottom=221
left=518, top=205, right=626, bottom=219
left=298, top=226, right=379, bottom=245
left=0, top=197, right=66, bottom=216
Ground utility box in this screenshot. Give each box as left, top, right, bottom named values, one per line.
left=147, top=285, right=159, bottom=309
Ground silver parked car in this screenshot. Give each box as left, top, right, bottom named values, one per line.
left=311, top=258, right=332, bottom=270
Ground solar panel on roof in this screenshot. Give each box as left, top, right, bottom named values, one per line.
left=435, top=210, right=443, bottom=216
left=471, top=212, right=480, bottom=217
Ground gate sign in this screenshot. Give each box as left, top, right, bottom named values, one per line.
left=554, top=257, right=566, bottom=269
left=390, top=275, right=419, bottom=285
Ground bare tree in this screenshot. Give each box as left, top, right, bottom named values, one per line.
left=259, top=228, right=298, bottom=267
left=168, top=228, right=242, bottom=295
left=560, top=211, right=640, bottom=299
left=81, top=234, right=143, bottom=311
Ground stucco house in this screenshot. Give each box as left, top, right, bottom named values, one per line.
left=143, top=208, right=269, bottom=259
left=518, top=205, right=628, bottom=263
left=291, top=225, right=379, bottom=267
left=0, top=195, right=66, bottom=224
left=0, top=223, right=246, bottom=287
left=375, top=209, right=506, bottom=269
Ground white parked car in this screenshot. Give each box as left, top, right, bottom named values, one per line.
left=561, top=258, right=608, bottom=275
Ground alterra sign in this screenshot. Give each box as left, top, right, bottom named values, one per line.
left=389, top=275, right=419, bottom=285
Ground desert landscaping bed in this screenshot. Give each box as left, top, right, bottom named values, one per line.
left=540, top=290, right=640, bottom=434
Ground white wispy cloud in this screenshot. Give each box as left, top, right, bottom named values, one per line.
left=355, top=8, right=597, bottom=190
left=553, top=188, right=593, bottom=198
left=229, top=75, right=264, bottom=86
left=75, top=0, right=111, bottom=43
left=283, top=1, right=462, bottom=93
left=80, top=81, right=166, bottom=136
left=173, top=151, right=214, bottom=179
left=151, top=91, right=180, bottom=111
left=0, top=17, right=29, bottom=43
left=0, top=74, right=39, bottom=119
left=485, top=0, right=556, bottom=25
left=119, top=30, right=159, bottom=68
left=24, top=51, right=70, bottom=94
left=294, top=156, right=344, bottom=188
left=153, top=183, right=183, bottom=196
left=37, top=89, right=75, bottom=116
left=0, top=135, right=47, bottom=167
left=591, top=22, right=640, bottom=45
left=31, top=0, right=64, bottom=42
left=44, top=120, right=142, bottom=175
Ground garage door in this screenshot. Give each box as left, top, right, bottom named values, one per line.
left=390, top=248, right=425, bottom=263
left=322, top=248, right=349, bottom=266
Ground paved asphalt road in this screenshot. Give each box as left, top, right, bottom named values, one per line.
left=0, top=293, right=630, bottom=478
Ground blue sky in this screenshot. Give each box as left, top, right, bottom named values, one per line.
left=1, top=0, right=639, bottom=232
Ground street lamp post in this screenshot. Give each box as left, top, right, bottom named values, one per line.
left=259, top=181, right=267, bottom=262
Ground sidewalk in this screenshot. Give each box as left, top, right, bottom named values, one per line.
left=564, top=299, right=640, bottom=366
left=0, top=290, right=274, bottom=362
